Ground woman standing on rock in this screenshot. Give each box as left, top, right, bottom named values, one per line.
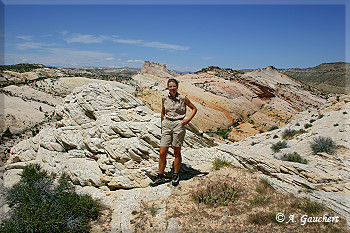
left=151, top=78, right=197, bottom=186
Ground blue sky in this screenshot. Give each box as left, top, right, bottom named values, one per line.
left=1, top=0, right=348, bottom=71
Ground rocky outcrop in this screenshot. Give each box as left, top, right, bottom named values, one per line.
left=140, top=61, right=179, bottom=78
left=0, top=75, right=136, bottom=160
left=136, top=65, right=327, bottom=138
left=0, top=63, right=327, bottom=152
left=3, top=83, right=215, bottom=190
left=180, top=95, right=350, bottom=226
left=2, top=82, right=349, bottom=230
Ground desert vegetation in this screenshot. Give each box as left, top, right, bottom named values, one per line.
left=212, top=156, right=232, bottom=170
left=281, top=62, right=350, bottom=94
left=207, top=127, right=232, bottom=140
left=0, top=63, right=46, bottom=73
left=194, top=66, right=242, bottom=80
left=130, top=167, right=349, bottom=232
left=282, top=128, right=306, bottom=139
left=282, top=128, right=297, bottom=139
left=310, top=136, right=337, bottom=155
left=271, top=141, right=289, bottom=153
left=0, top=164, right=104, bottom=233
left=193, top=182, right=236, bottom=206
left=268, top=125, right=279, bottom=131
left=280, top=152, right=308, bottom=164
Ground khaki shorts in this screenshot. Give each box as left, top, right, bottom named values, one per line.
left=160, top=119, right=186, bottom=147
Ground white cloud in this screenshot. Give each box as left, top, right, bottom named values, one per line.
left=6, top=47, right=117, bottom=67
left=111, top=38, right=143, bottom=44
left=46, top=47, right=112, bottom=59
left=201, top=56, right=213, bottom=60
left=61, top=32, right=189, bottom=51
left=17, top=42, right=55, bottom=50
left=59, top=30, right=69, bottom=36
left=142, top=41, right=189, bottom=51
left=126, top=59, right=143, bottom=63
left=64, top=34, right=109, bottom=43
left=105, top=57, right=115, bottom=60
left=111, top=37, right=189, bottom=51
left=17, top=36, right=33, bottom=41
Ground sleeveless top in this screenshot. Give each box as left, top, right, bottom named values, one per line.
left=162, top=92, right=186, bottom=120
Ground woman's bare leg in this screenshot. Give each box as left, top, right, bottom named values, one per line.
left=158, top=146, right=169, bottom=174
left=173, top=147, right=182, bottom=174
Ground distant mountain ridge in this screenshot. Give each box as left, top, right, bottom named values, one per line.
left=279, top=62, right=349, bottom=94
left=2, top=62, right=347, bottom=94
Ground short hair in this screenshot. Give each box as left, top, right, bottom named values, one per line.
left=167, top=78, right=179, bottom=87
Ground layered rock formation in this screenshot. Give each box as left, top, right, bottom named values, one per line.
left=2, top=85, right=349, bottom=230
left=135, top=64, right=327, bottom=141
left=0, top=62, right=327, bottom=150
left=0, top=74, right=135, bottom=161
left=3, top=83, right=215, bottom=190
left=180, top=95, right=350, bottom=227
left=140, top=61, right=179, bottom=78
left=1, top=62, right=349, bottom=230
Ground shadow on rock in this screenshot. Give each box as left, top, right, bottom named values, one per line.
left=171, top=163, right=209, bottom=181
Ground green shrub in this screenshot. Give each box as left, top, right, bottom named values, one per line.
left=280, top=152, right=308, bottom=164
left=0, top=164, right=103, bottom=233
left=215, top=127, right=231, bottom=139
left=268, top=125, right=279, bottom=131
left=249, top=195, right=270, bottom=205
left=282, top=128, right=297, bottom=139
left=310, top=136, right=336, bottom=155
left=310, top=119, right=316, bottom=123
left=259, top=178, right=271, bottom=188
left=256, top=186, right=266, bottom=194
left=213, top=156, right=231, bottom=170
left=271, top=141, right=288, bottom=153
left=293, top=198, right=325, bottom=214
left=248, top=212, right=271, bottom=225
left=193, top=182, right=236, bottom=206
left=304, top=123, right=313, bottom=129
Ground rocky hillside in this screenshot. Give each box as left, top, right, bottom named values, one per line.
left=135, top=63, right=327, bottom=141
left=0, top=65, right=138, bottom=162
left=1, top=61, right=343, bottom=154
left=2, top=83, right=215, bottom=189
left=64, top=66, right=139, bottom=82
left=280, top=62, right=350, bottom=94
left=0, top=61, right=330, bottom=163
left=0, top=61, right=349, bottom=231
left=1, top=83, right=349, bottom=231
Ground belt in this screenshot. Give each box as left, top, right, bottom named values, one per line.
left=165, top=117, right=184, bottom=121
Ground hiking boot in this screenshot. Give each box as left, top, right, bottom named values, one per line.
left=172, top=173, right=180, bottom=186
left=150, top=174, right=167, bottom=187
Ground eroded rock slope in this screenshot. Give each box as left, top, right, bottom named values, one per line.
left=2, top=83, right=349, bottom=230
left=134, top=63, right=327, bottom=141
left=3, top=83, right=215, bottom=190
